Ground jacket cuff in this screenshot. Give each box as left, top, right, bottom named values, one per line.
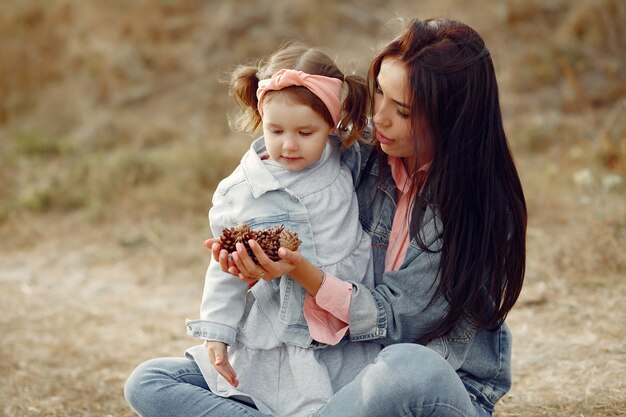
left=185, top=319, right=237, bottom=346
left=347, top=282, right=387, bottom=340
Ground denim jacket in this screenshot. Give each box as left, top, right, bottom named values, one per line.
left=341, top=141, right=512, bottom=413
left=187, top=135, right=373, bottom=349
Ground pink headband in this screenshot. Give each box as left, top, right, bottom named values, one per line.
left=256, top=69, right=343, bottom=127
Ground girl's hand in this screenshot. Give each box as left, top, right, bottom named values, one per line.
left=231, top=240, right=302, bottom=281
left=205, top=341, right=239, bottom=387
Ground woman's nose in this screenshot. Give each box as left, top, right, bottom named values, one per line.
left=373, top=102, right=390, bottom=128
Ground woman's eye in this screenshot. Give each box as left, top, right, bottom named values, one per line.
left=374, top=85, right=382, bottom=95
left=397, top=110, right=410, bottom=119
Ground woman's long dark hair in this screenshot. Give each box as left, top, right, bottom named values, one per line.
left=368, top=19, right=527, bottom=342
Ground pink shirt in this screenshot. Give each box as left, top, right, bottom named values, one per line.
left=304, top=157, right=426, bottom=345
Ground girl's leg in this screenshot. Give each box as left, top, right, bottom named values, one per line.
left=313, top=344, right=491, bottom=417
left=124, top=357, right=270, bottom=417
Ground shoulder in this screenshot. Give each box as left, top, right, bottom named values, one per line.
left=213, top=163, right=248, bottom=199
left=341, top=139, right=378, bottom=185
left=414, top=205, right=444, bottom=251
left=355, top=124, right=377, bottom=165
left=209, top=162, right=253, bottom=231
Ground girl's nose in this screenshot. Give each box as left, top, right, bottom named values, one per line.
left=283, top=135, right=298, bottom=151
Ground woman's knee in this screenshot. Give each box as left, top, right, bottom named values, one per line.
left=377, top=344, right=453, bottom=393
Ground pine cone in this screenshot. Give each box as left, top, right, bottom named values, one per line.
left=278, top=228, right=302, bottom=252
left=255, top=225, right=283, bottom=261
left=219, top=224, right=255, bottom=257
left=218, top=223, right=301, bottom=264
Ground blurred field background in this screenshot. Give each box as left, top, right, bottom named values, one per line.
left=0, top=0, right=624, bottom=416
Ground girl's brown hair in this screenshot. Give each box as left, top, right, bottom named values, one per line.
left=229, top=42, right=368, bottom=146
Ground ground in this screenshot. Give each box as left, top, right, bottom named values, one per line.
left=0, top=0, right=624, bottom=416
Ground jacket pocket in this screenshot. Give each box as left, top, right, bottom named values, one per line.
left=427, top=321, right=476, bottom=371
left=244, top=214, right=312, bottom=331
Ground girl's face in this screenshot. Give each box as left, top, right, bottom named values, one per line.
left=261, top=92, right=333, bottom=172
left=372, top=57, right=415, bottom=161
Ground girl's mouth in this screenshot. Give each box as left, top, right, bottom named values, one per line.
left=281, top=156, right=301, bottom=162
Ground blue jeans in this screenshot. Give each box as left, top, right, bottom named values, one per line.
left=124, top=344, right=491, bottom=417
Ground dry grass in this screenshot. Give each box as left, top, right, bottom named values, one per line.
left=1, top=0, right=625, bottom=416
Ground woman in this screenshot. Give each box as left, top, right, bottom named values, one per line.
left=219, top=18, right=526, bottom=417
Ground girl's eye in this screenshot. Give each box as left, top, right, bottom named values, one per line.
left=271, top=129, right=283, bottom=134
left=299, top=131, right=312, bottom=137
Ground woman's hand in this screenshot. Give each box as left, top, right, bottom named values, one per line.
left=203, top=238, right=256, bottom=286
left=204, top=237, right=305, bottom=283
left=203, top=238, right=235, bottom=273
left=205, top=340, right=238, bottom=387
left=232, top=240, right=302, bottom=281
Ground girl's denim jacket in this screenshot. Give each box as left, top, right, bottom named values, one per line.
left=342, top=141, right=513, bottom=413
left=187, top=135, right=372, bottom=349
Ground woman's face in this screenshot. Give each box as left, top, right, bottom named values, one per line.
left=372, top=57, right=414, bottom=160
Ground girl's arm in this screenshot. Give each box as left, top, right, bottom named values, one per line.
left=205, top=340, right=238, bottom=387
left=186, top=195, right=249, bottom=347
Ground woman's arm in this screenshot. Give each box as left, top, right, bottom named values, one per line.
left=207, top=213, right=454, bottom=347
left=303, top=276, right=353, bottom=344
left=218, top=230, right=448, bottom=344
left=238, top=240, right=325, bottom=296
left=347, top=247, right=448, bottom=344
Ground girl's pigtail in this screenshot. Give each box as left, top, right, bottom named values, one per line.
left=338, top=73, right=369, bottom=147
left=230, top=65, right=262, bottom=133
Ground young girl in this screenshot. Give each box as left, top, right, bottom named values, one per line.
left=125, top=44, right=381, bottom=417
